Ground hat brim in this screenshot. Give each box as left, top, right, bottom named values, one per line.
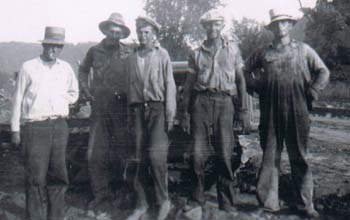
left=266, top=17, right=297, bottom=29
left=39, top=40, right=66, bottom=45
left=200, top=19, right=224, bottom=27
left=99, top=20, right=130, bottom=39
left=136, top=17, right=161, bottom=33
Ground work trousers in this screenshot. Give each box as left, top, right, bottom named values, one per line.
left=87, top=95, right=128, bottom=203
left=130, top=102, right=169, bottom=208
left=191, top=92, right=237, bottom=210
left=22, top=118, right=69, bottom=220
left=257, top=98, right=314, bottom=211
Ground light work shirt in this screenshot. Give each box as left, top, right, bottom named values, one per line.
left=188, top=38, right=244, bottom=95
left=11, top=57, right=79, bottom=132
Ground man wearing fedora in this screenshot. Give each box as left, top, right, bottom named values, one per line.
left=180, top=9, right=249, bottom=215
left=125, top=16, right=176, bottom=220
left=79, top=12, right=132, bottom=215
left=11, top=26, right=79, bottom=220
left=245, top=9, right=330, bottom=217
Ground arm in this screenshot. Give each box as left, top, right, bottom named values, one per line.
left=305, top=44, right=330, bottom=92
left=163, top=52, right=177, bottom=130
left=234, top=47, right=248, bottom=112
left=235, top=48, right=250, bottom=133
left=181, top=51, right=197, bottom=115
left=66, top=65, right=79, bottom=104
left=78, top=48, right=93, bottom=99
left=244, top=49, right=263, bottom=95
left=11, top=66, right=29, bottom=133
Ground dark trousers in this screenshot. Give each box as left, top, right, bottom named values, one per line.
left=87, top=95, right=128, bottom=203
left=130, top=102, right=169, bottom=208
left=257, top=104, right=314, bottom=211
left=22, top=118, right=69, bottom=220
left=191, top=92, right=236, bottom=210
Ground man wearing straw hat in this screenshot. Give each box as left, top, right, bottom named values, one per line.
left=180, top=9, right=249, bottom=216
left=11, top=26, right=79, bottom=220
left=245, top=9, right=330, bottom=217
left=125, top=15, right=176, bottom=220
left=79, top=12, right=132, bottom=215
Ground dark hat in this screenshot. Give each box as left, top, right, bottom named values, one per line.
left=266, top=9, right=297, bottom=28
left=40, top=26, right=66, bottom=45
left=99, top=12, right=130, bottom=39
left=200, top=9, right=225, bottom=27
left=136, top=16, right=161, bottom=32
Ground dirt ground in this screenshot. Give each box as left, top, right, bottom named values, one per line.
left=0, top=115, right=349, bottom=220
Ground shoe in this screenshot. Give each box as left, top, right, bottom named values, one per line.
left=126, top=206, right=148, bottom=220
left=157, top=200, right=172, bottom=220
left=305, top=208, right=320, bottom=218
left=182, top=200, right=201, bottom=212
left=96, top=212, right=112, bottom=220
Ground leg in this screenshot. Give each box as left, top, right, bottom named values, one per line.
left=213, top=97, right=236, bottom=210
left=126, top=107, right=148, bottom=220
left=47, top=119, right=69, bottom=220
left=23, top=121, right=52, bottom=220
left=87, top=118, right=112, bottom=206
left=191, top=95, right=211, bottom=205
left=147, top=106, right=170, bottom=205
left=286, top=112, right=316, bottom=213
left=256, top=119, right=284, bottom=211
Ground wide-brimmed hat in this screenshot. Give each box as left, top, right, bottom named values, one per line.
left=99, top=12, right=130, bottom=39
left=266, top=9, right=297, bottom=28
left=40, top=26, right=66, bottom=45
left=200, top=9, right=225, bottom=27
left=136, top=16, right=161, bottom=33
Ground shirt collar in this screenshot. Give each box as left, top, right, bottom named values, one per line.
left=200, top=36, right=228, bottom=52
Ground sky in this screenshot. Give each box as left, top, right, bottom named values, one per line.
left=0, top=0, right=317, bottom=43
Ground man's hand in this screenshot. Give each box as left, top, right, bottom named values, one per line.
left=234, top=110, right=251, bottom=134
left=11, top=131, right=21, bottom=148
left=307, top=86, right=319, bottom=101
left=179, top=113, right=190, bottom=135
left=166, top=121, right=174, bottom=133
left=82, top=88, right=95, bottom=102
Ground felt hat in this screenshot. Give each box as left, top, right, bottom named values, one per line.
left=99, top=12, right=130, bottom=39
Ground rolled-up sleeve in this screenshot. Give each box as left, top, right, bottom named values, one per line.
left=11, top=66, right=29, bottom=132
left=305, top=44, right=330, bottom=91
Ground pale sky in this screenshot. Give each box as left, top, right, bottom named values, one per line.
left=0, top=0, right=317, bottom=43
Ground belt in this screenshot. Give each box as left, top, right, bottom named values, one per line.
left=130, top=101, right=164, bottom=108
left=24, top=115, right=65, bottom=123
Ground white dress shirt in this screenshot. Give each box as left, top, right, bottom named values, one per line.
left=11, top=57, right=79, bottom=132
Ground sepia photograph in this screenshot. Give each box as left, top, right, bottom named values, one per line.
left=0, top=0, right=349, bottom=219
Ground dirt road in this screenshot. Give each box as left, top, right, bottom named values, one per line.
left=0, top=116, right=349, bottom=220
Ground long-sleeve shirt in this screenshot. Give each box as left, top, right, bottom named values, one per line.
left=78, top=39, right=131, bottom=115
left=11, top=57, right=79, bottom=132
left=126, top=46, right=177, bottom=122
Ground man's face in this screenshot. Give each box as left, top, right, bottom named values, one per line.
left=105, top=24, right=123, bottom=43
left=42, top=44, right=63, bottom=61
left=269, top=20, right=293, bottom=38
left=204, top=20, right=224, bottom=40
left=137, top=24, right=156, bottom=46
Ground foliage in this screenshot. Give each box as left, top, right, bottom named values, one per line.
left=144, top=0, right=224, bottom=60
left=303, top=0, right=350, bottom=81
left=231, top=18, right=273, bottom=59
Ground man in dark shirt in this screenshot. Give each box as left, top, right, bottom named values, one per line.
left=245, top=9, right=330, bottom=218
left=79, top=12, right=131, bottom=217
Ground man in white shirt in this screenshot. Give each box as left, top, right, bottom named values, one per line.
left=11, top=26, right=79, bottom=220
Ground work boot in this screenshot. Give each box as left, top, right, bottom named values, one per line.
left=126, top=206, right=148, bottom=220
left=157, top=200, right=172, bottom=220
left=305, top=208, right=320, bottom=218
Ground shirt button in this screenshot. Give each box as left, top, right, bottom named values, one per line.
left=144, top=103, right=148, bottom=107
